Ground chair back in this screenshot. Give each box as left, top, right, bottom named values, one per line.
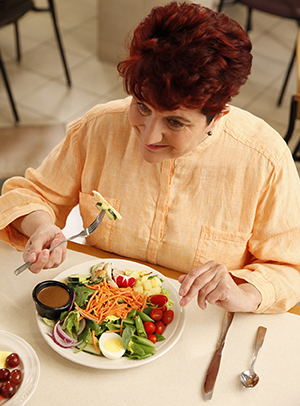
left=238, top=0, right=300, bottom=20
left=0, top=0, right=33, bottom=28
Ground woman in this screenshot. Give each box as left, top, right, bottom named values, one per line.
left=1, top=2, right=300, bottom=314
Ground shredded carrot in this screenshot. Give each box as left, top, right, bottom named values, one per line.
left=75, top=279, right=148, bottom=324
left=92, top=330, right=100, bottom=353
left=107, top=329, right=121, bottom=334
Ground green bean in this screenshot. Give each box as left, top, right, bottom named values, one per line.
left=137, top=310, right=154, bottom=323
left=130, top=342, right=145, bottom=356
left=132, top=334, right=156, bottom=348
left=134, top=314, right=147, bottom=338
left=136, top=343, right=156, bottom=355
left=142, top=306, right=153, bottom=316
left=127, top=309, right=137, bottom=319
left=122, top=318, right=135, bottom=325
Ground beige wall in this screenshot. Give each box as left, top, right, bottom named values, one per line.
left=97, top=0, right=214, bottom=64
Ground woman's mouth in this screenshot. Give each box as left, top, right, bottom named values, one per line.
left=145, top=144, right=169, bottom=150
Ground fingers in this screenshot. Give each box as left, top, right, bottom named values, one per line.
left=28, top=245, right=67, bottom=273
left=23, top=227, right=67, bottom=273
left=179, top=261, right=215, bottom=306
left=179, top=261, right=229, bottom=308
left=28, top=249, right=50, bottom=274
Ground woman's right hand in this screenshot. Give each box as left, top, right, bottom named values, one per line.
left=12, top=211, right=67, bottom=273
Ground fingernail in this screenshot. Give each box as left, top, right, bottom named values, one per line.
left=29, top=253, right=36, bottom=262
left=180, top=298, right=185, bottom=306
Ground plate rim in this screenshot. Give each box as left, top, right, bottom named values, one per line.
left=36, top=258, right=185, bottom=370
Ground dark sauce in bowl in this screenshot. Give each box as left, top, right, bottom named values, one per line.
left=37, top=285, right=70, bottom=307
left=32, top=280, right=73, bottom=319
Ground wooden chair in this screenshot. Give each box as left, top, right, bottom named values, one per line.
left=284, top=29, right=300, bottom=161
left=217, top=0, right=300, bottom=107
left=0, top=0, right=71, bottom=124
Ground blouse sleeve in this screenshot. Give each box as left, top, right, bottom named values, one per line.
left=230, top=149, right=300, bottom=313
left=0, top=118, right=84, bottom=250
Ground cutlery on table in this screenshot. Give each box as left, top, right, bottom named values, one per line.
left=203, top=310, right=234, bottom=400
left=14, top=210, right=106, bottom=276
left=240, top=326, right=267, bottom=388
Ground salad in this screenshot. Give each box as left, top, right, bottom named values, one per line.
left=43, top=262, right=175, bottom=361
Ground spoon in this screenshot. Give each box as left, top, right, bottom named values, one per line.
left=240, top=326, right=267, bottom=388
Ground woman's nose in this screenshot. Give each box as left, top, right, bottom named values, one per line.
left=140, top=117, right=164, bottom=144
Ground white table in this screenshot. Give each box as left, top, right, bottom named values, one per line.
left=1, top=240, right=300, bottom=405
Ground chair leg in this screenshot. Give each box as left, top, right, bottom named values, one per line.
left=284, top=95, right=298, bottom=144
left=218, top=0, right=237, bottom=13
left=14, top=22, right=21, bottom=62
left=277, top=45, right=296, bottom=107
left=292, top=138, right=300, bottom=161
left=0, top=52, right=20, bottom=124
left=218, top=0, right=225, bottom=12
left=246, top=7, right=252, bottom=32
left=47, top=0, right=71, bottom=86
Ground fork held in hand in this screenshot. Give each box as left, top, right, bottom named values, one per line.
left=14, top=210, right=105, bottom=276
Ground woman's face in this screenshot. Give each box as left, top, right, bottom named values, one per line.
left=128, top=97, right=215, bottom=164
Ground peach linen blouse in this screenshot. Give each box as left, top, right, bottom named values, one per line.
left=1, top=97, right=300, bottom=313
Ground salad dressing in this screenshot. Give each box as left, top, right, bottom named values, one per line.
left=37, top=286, right=70, bottom=308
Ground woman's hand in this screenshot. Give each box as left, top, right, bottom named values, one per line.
left=12, top=211, right=67, bottom=274
left=178, top=261, right=262, bottom=313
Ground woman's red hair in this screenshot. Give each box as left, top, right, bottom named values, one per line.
left=117, top=1, right=252, bottom=115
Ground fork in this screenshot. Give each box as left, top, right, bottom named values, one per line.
left=14, top=210, right=105, bottom=276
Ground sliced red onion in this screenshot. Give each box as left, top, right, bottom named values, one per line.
left=51, top=320, right=82, bottom=349
left=69, top=291, right=76, bottom=312
left=78, top=318, right=86, bottom=335
left=55, top=321, right=74, bottom=344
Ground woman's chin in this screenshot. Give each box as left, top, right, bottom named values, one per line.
left=140, top=149, right=165, bottom=164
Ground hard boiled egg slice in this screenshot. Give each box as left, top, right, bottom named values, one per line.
left=99, top=332, right=125, bottom=360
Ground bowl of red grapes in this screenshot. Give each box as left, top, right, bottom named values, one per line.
left=0, top=352, right=23, bottom=402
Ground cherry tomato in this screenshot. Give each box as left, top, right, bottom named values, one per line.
left=0, top=368, right=10, bottom=382
left=144, top=321, right=155, bottom=334
left=150, top=308, right=163, bottom=321
left=162, top=309, right=174, bottom=325
left=6, top=353, right=20, bottom=369
left=9, top=369, right=23, bottom=385
left=1, top=381, right=16, bottom=398
left=150, top=295, right=168, bottom=307
left=147, top=333, right=157, bottom=344
left=155, top=320, right=165, bottom=335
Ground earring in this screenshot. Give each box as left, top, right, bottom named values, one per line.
left=207, top=131, right=213, bottom=136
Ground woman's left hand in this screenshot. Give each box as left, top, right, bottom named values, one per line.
left=178, top=260, right=262, bottom=313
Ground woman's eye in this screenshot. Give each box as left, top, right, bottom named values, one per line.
left=137, top=102, right=151, bottom=115
left=167, top=118, right=185, bottom=130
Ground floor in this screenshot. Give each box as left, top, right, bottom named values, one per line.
left=0, top=0, right=299, bottom=235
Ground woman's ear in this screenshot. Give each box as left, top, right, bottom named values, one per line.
left=213, top=106, right=230, bottom=125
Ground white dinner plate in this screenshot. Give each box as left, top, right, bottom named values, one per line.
left=36, top=259, right=185, bottom=369
left=0, top=331, right=40, bottom=405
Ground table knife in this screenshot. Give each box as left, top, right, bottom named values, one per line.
left=203, top=310, right=235, bottom=400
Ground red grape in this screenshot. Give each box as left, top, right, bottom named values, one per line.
left=1, top=380, right=16, bottom=398
left=9, top=369, right=23, bottom=385
left=6, top=353, right=20, bottom=368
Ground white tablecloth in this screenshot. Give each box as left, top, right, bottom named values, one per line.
left=1, top=240, right=300, bottom=405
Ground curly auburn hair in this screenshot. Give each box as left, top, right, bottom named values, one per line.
left=117, top=1, right=252, bottom=116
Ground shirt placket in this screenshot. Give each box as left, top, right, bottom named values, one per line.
left=146, top=159, right=175, bottom=263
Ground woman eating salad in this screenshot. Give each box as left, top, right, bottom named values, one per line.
left=1, top=1, right=300, bottom=314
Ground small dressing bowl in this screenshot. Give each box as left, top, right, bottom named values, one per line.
left=32, top=280, right=73, bottom=320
